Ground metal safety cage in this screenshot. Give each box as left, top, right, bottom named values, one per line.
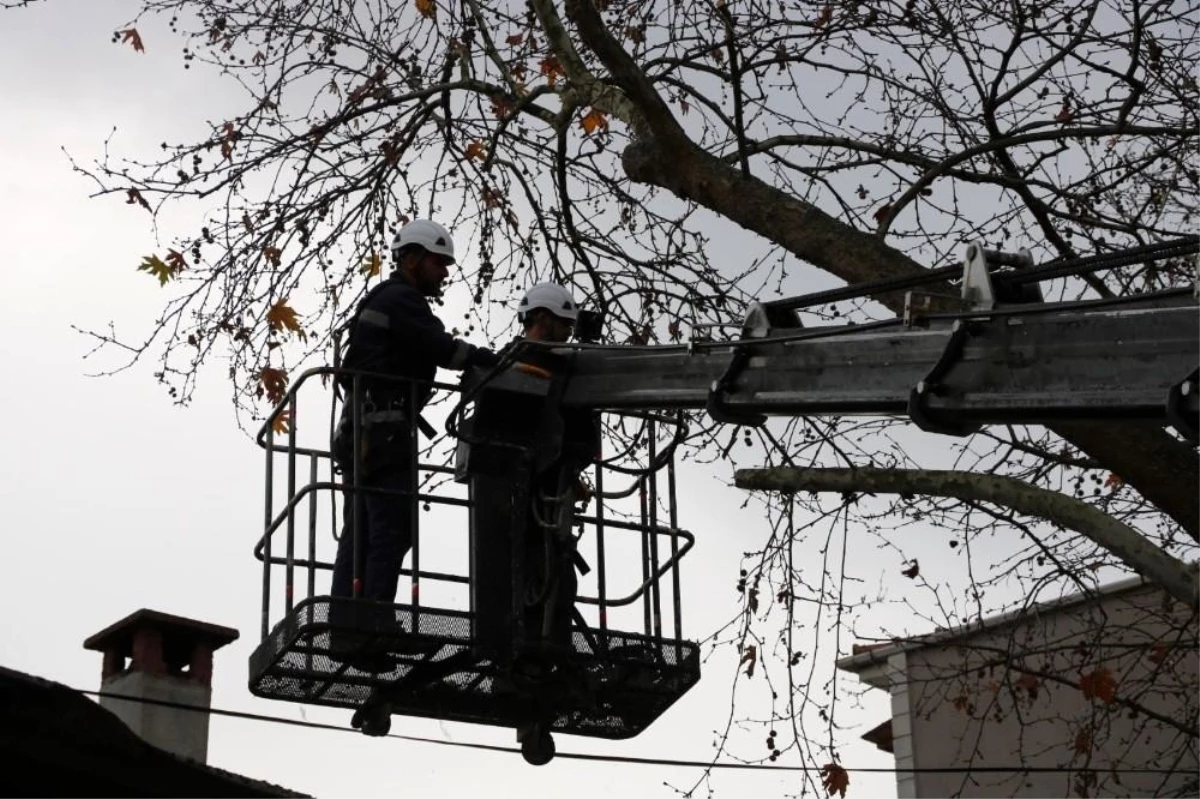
left=247, top=365, right=701, bottom=743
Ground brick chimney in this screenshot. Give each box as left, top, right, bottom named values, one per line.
left=84, top=609, right=239, bottom=764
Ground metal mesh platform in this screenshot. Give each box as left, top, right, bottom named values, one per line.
left=249, top=597, right=701, bottom=739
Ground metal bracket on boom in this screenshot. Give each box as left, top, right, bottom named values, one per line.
left=907, top=320, right=981, bottom=437
left=1166, top=368, right=1200, bottom=443
left=903, top=290, right=962, bottom=327
left=903, top=242, right=1036, bottom=327
left=962, top=241, right=1036, bottom=310
left=705, top=301, right=798, bottom=427
left=903, top=291, right=933, bottom=328
left=707, top=347, right=766, bottom=427
left=907, top=243, right=1041, bottom=435
left=741, top=301, right=803, bottom=338
left=961, top=242, right=998, bottom=312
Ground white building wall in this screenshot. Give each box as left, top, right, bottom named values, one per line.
left=902, top=585, right=1197, bottom=798
left=886, top=651, right=918, bottom=799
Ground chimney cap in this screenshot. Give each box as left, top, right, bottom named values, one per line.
left=84, top=609, right=239, bottom=655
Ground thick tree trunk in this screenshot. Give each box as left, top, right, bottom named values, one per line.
left=734, top=466, right=1199, bottom=610
left=623, top=138, right=1198, bottom=539
left=1053, top=422, right=1199, bottom=538
left=622, top=139, right=931, bottom=294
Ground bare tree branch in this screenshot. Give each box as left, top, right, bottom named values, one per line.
left=735, top=466, right=1198, bottom=609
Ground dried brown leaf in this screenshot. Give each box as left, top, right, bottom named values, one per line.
left=119, top=28, right=145, bottom=53
left=260, top=366, right=289, bottom=405
left=1079, top=667, right=1117, bottom=704
left=821, top=763, right=849, bottom=798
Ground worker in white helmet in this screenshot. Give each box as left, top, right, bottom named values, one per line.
left=330, top=218, right=499, bottom=670
left=469, top=281, right=596, bottom=665
left=516, top=282, right=579, bottom=344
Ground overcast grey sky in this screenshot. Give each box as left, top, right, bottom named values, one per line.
left=0, top=2, right=937, bottom=796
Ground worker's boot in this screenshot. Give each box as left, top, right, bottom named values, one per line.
left=326, top=600, right=400, bottom=672
left=327, top=601, right=432, bottom=671
left=327, top=628, right=399, bottom=673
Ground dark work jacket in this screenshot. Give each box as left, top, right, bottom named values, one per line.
left=340, top=273, right=472, bottom=409
left=504, top=338, right=602, bottom=476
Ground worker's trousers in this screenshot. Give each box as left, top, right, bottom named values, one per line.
left=330, top=424, right=414, bottom=605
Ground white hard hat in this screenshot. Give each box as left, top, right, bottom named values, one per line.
left=518, top=282, right=579, bottom=322
left=391, top=219, right=455, bottom=263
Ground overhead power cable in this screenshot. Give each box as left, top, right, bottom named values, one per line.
left=76, top=687, right=1186, bottom=776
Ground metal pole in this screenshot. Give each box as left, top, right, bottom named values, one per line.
left=408, top=378, right=421, bottom=631
left=305, top=453, right=318, bottom=676
left=285, top=392, right=298, bottom=615
left=512, top=463, right=530, bottom=650
left=593, top=436, right=607, bottom=649
left=261, top=419, right=274, bottom=640
left=351, top=374, right=364, bottom=599
left=667, top=415, right=683, bottom=659
left=307, top=453, right=318, bottom=602
left=638, top=475, right=651, bottom=638
left=647, top=420, right=663, bottom=644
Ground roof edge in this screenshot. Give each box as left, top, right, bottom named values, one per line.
left=84, top=609, right=239, bottom=651
left=836, top=574, right=1150, bottom=673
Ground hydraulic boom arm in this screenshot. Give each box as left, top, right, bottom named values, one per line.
left=558, top=242, right=1199, bottom=441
